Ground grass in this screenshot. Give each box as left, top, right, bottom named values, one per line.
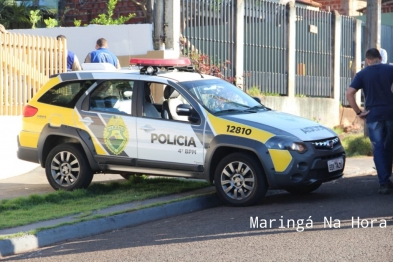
left=0, top=176, right=210, bottom=231
left=0, top=192, right=215, bottom=240
left=333, top=126, right=344, bottom=135
left=341, top=133, right=372, bottom=157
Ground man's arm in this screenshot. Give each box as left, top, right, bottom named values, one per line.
left=72, top=55, right=82, bottom=71
left=346, top=87, right=369, bottom=119
left=116, top=58, right=121, bottom=70
left=84, top=53, right=91, bottom=63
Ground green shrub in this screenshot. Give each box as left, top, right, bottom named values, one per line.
left=247, top=86, right=261, bottom=97
left=333, top=126, right=344, bottom=135
left=342, top=134, right=372, bottom=157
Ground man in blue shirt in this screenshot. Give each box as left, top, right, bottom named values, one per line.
left=56, top=35, right=81, bottom=71
left=84, top=38, right=121, bottom=69
left=347, top=48, right=393, bottom=194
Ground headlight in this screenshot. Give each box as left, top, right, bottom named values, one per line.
left=266, top=136, right=308, bottom=154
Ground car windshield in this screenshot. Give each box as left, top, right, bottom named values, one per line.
left=179, top=79, right=268, bottom=115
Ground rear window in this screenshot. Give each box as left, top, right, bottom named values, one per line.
left=38, top=80, right=95, bottom=108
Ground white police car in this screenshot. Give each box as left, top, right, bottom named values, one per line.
left=17, top=57, right=345, bottom=206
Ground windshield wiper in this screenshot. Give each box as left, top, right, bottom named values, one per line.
left=242, top=105, right=268, bottom=112
left=214, top=109, right=245, bottom=115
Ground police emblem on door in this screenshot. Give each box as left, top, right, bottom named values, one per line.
left=103, top=116, right=129, bottom=155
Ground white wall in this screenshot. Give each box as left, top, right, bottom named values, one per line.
left=261, top=96, right=340, bottom=128
left=9, top=24, right=154, bottom=67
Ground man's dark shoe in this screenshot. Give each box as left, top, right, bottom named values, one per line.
left=378, top=183, right=393, bottom=195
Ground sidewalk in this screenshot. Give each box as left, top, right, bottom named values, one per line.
left=0, top=116, right=40, bottom=181
left=0, top=156, right=377, bottom=257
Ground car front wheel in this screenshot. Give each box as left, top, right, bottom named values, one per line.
left=45, top=143, right=93, bottom=191
left=214, top=152, right=267, bottom=207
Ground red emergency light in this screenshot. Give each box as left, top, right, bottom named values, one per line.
left=129, top=57, right=192, bottom=67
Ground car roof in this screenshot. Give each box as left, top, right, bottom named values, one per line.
left=156, top=71, right=217, bottom=82
left=55, top=70, right=218, bottom=83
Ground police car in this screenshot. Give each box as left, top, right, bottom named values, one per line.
left=17, top=57, right=345, bottom=207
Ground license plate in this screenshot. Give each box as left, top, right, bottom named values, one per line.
left=327, top=157, right=344, bottom=172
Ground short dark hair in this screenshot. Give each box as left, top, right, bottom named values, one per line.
left=96, top=38, right=108, bottom=47
left=56, top=35, right=66, bottom=40
left=365, top=48, right=382, bottom=60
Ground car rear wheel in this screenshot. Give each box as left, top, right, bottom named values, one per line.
left=214, top=153, right=267, bottom=207
left=45, top=143, right=93, bottom=191
left=285, top=182, right=322, bottom=194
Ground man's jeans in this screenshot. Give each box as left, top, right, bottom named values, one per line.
left=367, top=120, right=393, bottom=185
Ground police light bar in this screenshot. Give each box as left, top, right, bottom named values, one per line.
left=129, top=57, right=192, bottom=67
left=130, top=57, right=194, bottom=75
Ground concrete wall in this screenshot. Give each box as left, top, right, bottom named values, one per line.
left=261, top=96, right=341, bottom=128
left=9, top=24, right=154, bottom=69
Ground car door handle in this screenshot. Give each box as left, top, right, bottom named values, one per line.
left=140, top=125, right=155, bottom=131
left=79, top=117, right=94, bottom=124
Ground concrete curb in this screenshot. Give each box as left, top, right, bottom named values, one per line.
left=0, top=193, right=223, bottom=257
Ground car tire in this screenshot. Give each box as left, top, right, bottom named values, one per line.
left=285, top=183, right=322, bottom=194
left=45, top=143, right=94, bottom=191
left=214, top=152, right=267, bottom=207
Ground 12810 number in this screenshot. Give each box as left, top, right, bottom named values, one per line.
left=226, top=125, right=252, bottom=135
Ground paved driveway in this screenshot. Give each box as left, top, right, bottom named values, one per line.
left=0, top=116, right=39, bottom=180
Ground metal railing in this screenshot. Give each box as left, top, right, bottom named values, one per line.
left=244, top=0, right=287, bottom=95
left=180, top=0, right=236, bottom=78
left=295, top=7, right=332, bottom=98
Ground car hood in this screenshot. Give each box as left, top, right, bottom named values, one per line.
left=222, top=110, right=337, bottom=141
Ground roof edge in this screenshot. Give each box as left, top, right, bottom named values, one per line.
left=296, top=0, right=322, bottom=8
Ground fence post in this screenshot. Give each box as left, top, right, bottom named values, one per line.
left=235, top=0, right=245, bottom=90
left=164, top=0, right=181, bottom=56
left=354, top=19, right=362, bottom=105
left=332, top=11, right=341, bottom=103
left=286, top=1, right=296, bottom=98
left=153, top=0, right=164, bottom=50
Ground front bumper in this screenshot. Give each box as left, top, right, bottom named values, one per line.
left=271, top=141, right=346, bottom=189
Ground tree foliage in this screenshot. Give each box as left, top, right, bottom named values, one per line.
left=0, top=0, right=32, bottom=29
left=90, top=0, right=135, bottom=25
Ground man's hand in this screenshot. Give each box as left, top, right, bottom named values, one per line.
left=358, top=110, right=370, bottom=119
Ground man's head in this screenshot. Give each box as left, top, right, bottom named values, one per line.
left=96, top=38, right=108, bottom=49
left=365, top=48, right=382, bottom=66
left=56, top=35, right=66, bottom=40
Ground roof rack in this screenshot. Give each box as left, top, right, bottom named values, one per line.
left=129, top=57, right=195, bottom=75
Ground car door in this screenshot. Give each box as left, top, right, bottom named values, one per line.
left=136, top=81, right=204, bottom=171
left=77, top=79, right=138, bottom=164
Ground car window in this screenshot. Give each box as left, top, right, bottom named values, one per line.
left=144, top=82, right=191, bottom=121
left=180, top=79, right=265, bottom=114
left=89, top=80, right=134, bottom=115
left=38, top=80, right=95, bottom=108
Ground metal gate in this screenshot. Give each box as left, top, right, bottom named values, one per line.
left=340, top=16, right=356, bottom=106
left=243, top=0, right=287, bottom=95
left=180, top=0, right=236, bottom=78
left=295, top=7, right=332, bottom=97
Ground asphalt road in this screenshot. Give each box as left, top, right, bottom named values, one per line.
left=4, top=173, right=393, bottom=262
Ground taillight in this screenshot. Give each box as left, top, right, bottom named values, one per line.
left=23, top=105, right=38, bottom=117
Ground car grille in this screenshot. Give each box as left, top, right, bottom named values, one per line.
left=311, top=137, right=340, bottom=150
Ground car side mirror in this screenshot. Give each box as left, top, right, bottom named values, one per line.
left=177, top=104, right=192, bottom=116
left=177, top=104, right=200, bottom=124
